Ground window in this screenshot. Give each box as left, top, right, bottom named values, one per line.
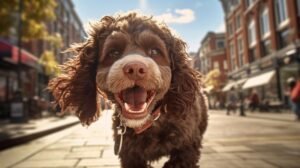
left=237, top=37, right=244, bottom=66
left=229, top=42, right=236, bottom=70
left=247, top=0, right=256, bottom=8
left=260, top=7, right=270, bottom=38
left=213, top=61, right=219, bottom=69
left=248, top=47, right=257, bottom=63
left=216, top=39, right=225, bottom=49
left=261, top=39, right=271, bottom=56
left=297, top=0, right=300, bottom=16
left=275, top=0, right=288, bottom=26
left=278, top=28, right=290, bottom=48
left=228, top=22, right=234, bottom=36
left=248, top=19, right=256, bottom=47
left=224, top=60, right=228, bottom=70
left=236, top=14, right=241, bottom=30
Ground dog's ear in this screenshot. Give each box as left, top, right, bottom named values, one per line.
left=163, top=36, right=203, bottom=116
left=48, top=16, right=115, bottom=125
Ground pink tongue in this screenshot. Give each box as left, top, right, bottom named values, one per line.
left=122, top=86, right=147, bottom=106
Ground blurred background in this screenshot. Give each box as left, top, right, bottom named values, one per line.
left=0, top=0, right=300, bottom=168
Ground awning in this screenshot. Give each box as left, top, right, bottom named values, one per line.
left=204, top=85, right=214, bottom=93
left=222, top=78, right=247, bottom=92
left=242, top=70, right=275, bottom=89
left=0, top=40, right=38, bottom=68
left=222, top=82, right=235, bottom=92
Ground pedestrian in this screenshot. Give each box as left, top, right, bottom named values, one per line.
left=226, top=87, right=238, bottom=115
left=287, top=77, right=300, bottom=121
left=249, top=89, right=259, bottom=112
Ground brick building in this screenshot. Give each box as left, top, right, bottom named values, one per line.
left=198, top=32, right=227, bottom=84
left=0, top=0, right=85, bottom=118
left=197, top=32, right=227, bottom=108
left=220, top=0, right=300, bottom=107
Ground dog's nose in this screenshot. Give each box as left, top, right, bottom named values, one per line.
left=123, top=61, right=147, bottom=80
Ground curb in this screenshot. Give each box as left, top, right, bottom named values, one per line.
left=0, top=120, right=80, bottom=151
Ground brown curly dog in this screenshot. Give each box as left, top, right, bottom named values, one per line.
left=48, top=12, right=208, bottom=168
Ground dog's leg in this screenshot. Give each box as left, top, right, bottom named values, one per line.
left=163, top=144, right=200, bottom=168
left=120, top=155, right=148, bottom=168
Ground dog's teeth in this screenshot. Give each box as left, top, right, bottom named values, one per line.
left=124, top=102, right=147, bottom=113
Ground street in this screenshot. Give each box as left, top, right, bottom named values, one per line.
left=1, top=110, right=300, bottom=168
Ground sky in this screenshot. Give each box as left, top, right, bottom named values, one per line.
left=72, top=0, right=225, bottom=53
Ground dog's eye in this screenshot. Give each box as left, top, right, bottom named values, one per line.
left=108, top=50, right=121, bottom=58
left=148, top=48, right=161, bottom=57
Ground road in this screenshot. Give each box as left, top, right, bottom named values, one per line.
left=1, top=110, right=300, bottom=168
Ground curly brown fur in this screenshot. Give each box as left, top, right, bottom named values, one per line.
left=48, top=12, right=208, bottom=168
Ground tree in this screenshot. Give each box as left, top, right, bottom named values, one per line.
left=204, top=69, right=221, bottom=92
left=39, top=51, right=60, bottom=76
left=0, top=0, right=57, bottom=41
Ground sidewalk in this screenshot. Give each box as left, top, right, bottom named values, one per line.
left=0, top=115, right=80, bottom=150
left=1, top=110, right=300, bottom=168
left=210, top=109, right=297, bottom=122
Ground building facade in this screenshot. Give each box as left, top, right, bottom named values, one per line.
left=198, top=32, right=227, bottom=84
left=0, top=0, right=85, bottom=118
left=220, top=0, right=300, bottom=107
left=197, top=32, right=227, bottom=108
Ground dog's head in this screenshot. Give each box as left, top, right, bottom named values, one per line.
left=48, top=12, right=202, bottom=127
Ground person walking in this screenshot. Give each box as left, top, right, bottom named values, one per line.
left=249, top=89, right=259, bottom=112
left=226, top=87, right=238, bottom=115
left=287, top=77, right=300, bottom=121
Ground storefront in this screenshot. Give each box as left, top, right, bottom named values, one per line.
left=0, top=40, right=39, bottom=118
left=222, top=46, right=300, bottom=111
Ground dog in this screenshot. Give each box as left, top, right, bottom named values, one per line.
left=48, top=12, right=208, bottom=168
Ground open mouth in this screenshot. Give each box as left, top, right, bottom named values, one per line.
left=114, top=85, right=156, bottom=120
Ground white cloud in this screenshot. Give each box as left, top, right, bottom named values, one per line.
left=155, top=9, right=196, bottom=24
left=216, top=22, right=226, bottom=32
left=139, top=0, right=148, bottom=11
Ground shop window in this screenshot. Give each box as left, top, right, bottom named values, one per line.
left=261, top=39, right=272, bottom=57
left=297, top=0, right=300, bottom=16
left=278, top=28, right=290, bottom=49
left=0, top=77, right=6, bottom=102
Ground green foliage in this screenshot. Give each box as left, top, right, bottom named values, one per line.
left=0, top=0, right=57, bottom=41
left=204, top=69, right=221, bottom=91
left=39, top=50, right=60, bottom=76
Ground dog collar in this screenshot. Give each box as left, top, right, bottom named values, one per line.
left=134, top=106, right=161, bottom=134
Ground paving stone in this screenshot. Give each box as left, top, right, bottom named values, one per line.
left=211, top=145, right=253, bottom=153
left=71, top=146, right=103, bottom=152
left=202, top=146, right=217, bottom=153
left=28, top=151, right=69, bottom=160
left=266, top=159, right=300, bottom=168
left=201, top=153, right=241, bottom=161
left=101, top=148, right=118, bottom=158
left=65, top=151, right=101, bottom=159
left=77, top=158, right=120, bottom=167
left=13, top=159, right=78, bottom=168
left=230, top=159, right=277, bottom=168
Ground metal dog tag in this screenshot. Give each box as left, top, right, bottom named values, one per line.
left=114, top=125, right=126, bottom=155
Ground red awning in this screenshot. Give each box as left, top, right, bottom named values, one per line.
left=0, top=40, right=38, bottom=67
